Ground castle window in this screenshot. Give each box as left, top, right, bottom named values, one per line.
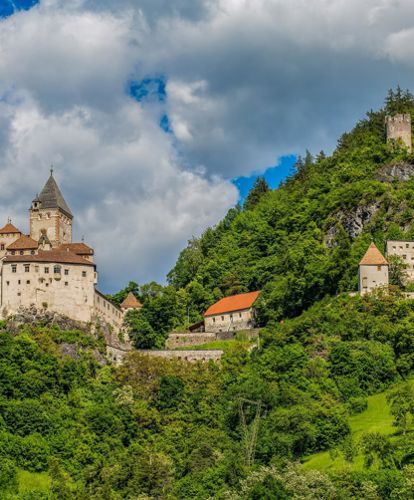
left=35, top=265, right=39, bottom=272
left=53, top=265, right=61, bottom=274
left=377, top=266, right=382, bottom=271
left=44, top=267, right=49, bottom=274
left=403, top=255, right=407, bottom=259
left=11, top=251, right=15, bottom=255
left=18, top=280, right=21, bottom=284
left=212, top=317, right=215, bottom=323
left=17, top=292, right=21, bottom=296
left=19, top=251, right=23, bottom=255
left=82, top=271, right=87, bottom=277
left=6, top=281, right=9, bottom=286
left=11, top=265, right=16, bottom=273
left=24, top=265, right=29, bottom=272
left=26, top=280, right=30, bottom=284
left=64, top=282, right=68, bottom=286
left=407, top=244, right=410, bottom=248
left=31, top=250, right=35, bottom=255
left=221, top=316, right=224, bottom=321
left=0, top=244, right=4, bottom=251
left=239, top=313, right=242, bottom=318
left=64, top=269, right=69, bottom=275
left=45, top=283, right=49, bottom=287
left=393, top=246, right=396, bottom=250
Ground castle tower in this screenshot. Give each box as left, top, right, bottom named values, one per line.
left=385, top=113, right=412, bottom=152
left=29, top=169, right=73, bottom=247
left=359, top=242, right=389, bottom=295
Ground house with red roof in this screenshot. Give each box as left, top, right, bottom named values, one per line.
left=203, top=290, right=261, bottom=333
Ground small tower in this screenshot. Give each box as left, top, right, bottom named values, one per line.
left=120, top=292, right=143, bottom=312
left=385, top=113, right=412, bottom=152
left=29, top=169, right=73, bottom=247
left=359, top=242, right=389, bottom=295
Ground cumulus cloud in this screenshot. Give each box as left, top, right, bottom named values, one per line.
left=2, top=0, right=414, bottom=289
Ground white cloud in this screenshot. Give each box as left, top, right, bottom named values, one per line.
left=2, top=0, right=414, bottom=289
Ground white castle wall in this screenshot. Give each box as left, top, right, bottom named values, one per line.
left=1, top=261, right=95, bottom=323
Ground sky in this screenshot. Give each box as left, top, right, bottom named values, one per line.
left=1, top=1, right=414, bottom=291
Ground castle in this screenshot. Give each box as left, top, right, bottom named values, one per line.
left=0, top=170, right=141, bottom=333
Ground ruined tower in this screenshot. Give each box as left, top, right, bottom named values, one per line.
left=29, top=170, right=73, bottom=247
left=385, top=113, right=412, bottom=152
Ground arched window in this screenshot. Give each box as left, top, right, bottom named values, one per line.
left=54, top=265, right=61, bottom=274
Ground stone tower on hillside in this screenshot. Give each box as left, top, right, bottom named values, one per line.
left=359, top=242, right=389, bottom=295
left=385, top=113, right=412, bottom=152
left=29, top=169, right=73, bottom=247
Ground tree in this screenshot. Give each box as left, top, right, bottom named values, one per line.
left=385, top=86, right=414, bottom=115
left=108, top=281, right=140, bottom=306
left=0, top=458, right=18, bottom=495
left=244, top=177, right=270, bottom=210
left=386, top=382, right=414, bottom=434
left=125, top=310, right=160, bottom=349
left=360, top=432, right=395, bottom=468
left=388, top=255, right=409, bottom=289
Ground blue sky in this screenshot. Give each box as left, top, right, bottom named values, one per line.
left=0, top=0, right=38, bottom=18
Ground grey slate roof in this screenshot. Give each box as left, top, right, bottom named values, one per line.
left=37, top=173, right=73, bottom=218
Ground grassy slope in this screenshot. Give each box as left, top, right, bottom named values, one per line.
left=303, top=388, right=399, bottom=472
left=18, top=470, right=51, bottom=494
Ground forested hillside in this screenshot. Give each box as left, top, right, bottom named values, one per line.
left=113, top=88, right=414, bottom=348
left=6, top=89, right=414, bottom=498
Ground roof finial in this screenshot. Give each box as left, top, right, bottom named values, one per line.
left=81, top=235, right=85, bottom=242
left=7, top=217, right=11, bottom=224
left=50, top=165, right=54, bottom=176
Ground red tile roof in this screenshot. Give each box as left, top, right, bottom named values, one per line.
left=4, top=249, right=95, bottom=267
left=7, top=235, right=38, bottom=250
left=0, top=222, right=21, bottom=234
left=121, top=292, right=142, bottom=309
left=204, top=291, right=261, bottom=317
left=58, top=243, right=94, bottom=255
left=359, top=242, right=388, bottom=266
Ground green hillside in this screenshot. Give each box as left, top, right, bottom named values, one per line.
left=304, top=389, right=395, bottom=472
left=6, top=89, right=414, bottom=498
left=113, top=88, right=414, bottom=349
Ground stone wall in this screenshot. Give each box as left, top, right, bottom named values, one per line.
left=386, top=114, right=412, bottom=152
left=387, top=240, right=414, bottom=281
left=93, top=290, right=125, bottom=333
left=166, top=332, right=216, bottom=349
left=1, top=260, right=96, bottom=323
left=166, top=329, right=260, bottom=349
left=106, top=346, right=223, bottom=365
left=140, top=349, right=224, bottom=362
left=359, top=264, right=389, bottom=294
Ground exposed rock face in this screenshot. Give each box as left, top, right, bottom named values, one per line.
left=6, top=305, right=87, bottom=334
left=5, top=306, right=110, bottom=365
left=376, top=162, right=414, bottom=182
left=324, top=202, right=381, bottom=247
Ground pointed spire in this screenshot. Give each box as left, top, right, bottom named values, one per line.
left=359, top=242, right=388, bottom=266
left=37, top=171, right=72, bottom=218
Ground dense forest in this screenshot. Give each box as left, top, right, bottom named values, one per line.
left=5, top=88, right=414, bottom=498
